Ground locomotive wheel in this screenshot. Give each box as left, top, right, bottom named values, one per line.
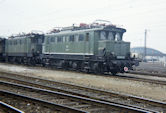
left=81, top=62, right=90, bottom=73
left=72, top=62, right=78, bottom=70
left=93, top=63, right=98, bottom=74
left=92, top=62, right=104, bottom=74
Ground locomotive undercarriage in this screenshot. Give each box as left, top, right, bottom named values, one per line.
left=4, top=56, right=41, bottom=66
left=3, top=54, right=134, bottom=75
left=43, top=59, right=133, bottom=75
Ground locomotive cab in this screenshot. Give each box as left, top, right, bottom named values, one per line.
left=97, top=27, right=129, bottom=58
left=96, top=26, right=132, bottom=74
left=30, top=34, right=44, bottom=55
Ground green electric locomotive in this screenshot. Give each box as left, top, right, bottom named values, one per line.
left=42, top=22, right=135, bottom=74
left=4, top=33, right=44, bottom=64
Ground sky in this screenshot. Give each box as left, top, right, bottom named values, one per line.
left=0, top=0, right=166, bottom=53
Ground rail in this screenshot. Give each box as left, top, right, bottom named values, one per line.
left=0, top=101, right=25, bottom=113
left=0, top=80, right=152, bottom=113
left=0, top=73, right=165, bottom=112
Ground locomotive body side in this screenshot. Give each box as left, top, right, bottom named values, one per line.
left=43, top=29, right=96, bottom=56
left=41, top=28, right=100, bottom=68
left=41, top=26, right=135, bottom=74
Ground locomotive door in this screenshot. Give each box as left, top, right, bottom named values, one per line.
left=36, top=36, right=44, bottom=54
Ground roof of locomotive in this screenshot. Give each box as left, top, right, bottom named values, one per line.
left=8, top=33, right=44, bottom=40
left=46, top=25, right=126, bottom=37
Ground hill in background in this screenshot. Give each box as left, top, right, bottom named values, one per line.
left=131, top=47, right=165, bottom=57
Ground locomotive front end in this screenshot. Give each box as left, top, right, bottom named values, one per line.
left=97, top=25, right=135, bottom=74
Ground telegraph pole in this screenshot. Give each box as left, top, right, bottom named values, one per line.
left=144, top=29, right=147, bottom=62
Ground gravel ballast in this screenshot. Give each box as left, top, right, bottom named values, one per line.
left=0, top=63, right=166, bottom=102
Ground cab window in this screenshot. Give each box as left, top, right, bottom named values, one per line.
left=108, top=32, right=114, bottom=40
left=115, top=33, right=122, bottom=41
left=100, top=31, right=106, bottom=40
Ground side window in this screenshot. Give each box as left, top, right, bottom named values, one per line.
left=10, top=40, right=12, bottom=45
left=22, top=40, right=24, bottom=45
left=65, top=36, right=69, bottom=42
left=54, top=37, right=57, bottom=43
left=85, top=33, right=89, bottom=41
left=19, top=39, right=21, bottom=45
left=51, top=37, right=55, bottom=42
left=57, top=36, right=62, bottom=42
left=69, top=35, right=74, bottom=42
left=75, top=34, right=79, bottom=42
left=47, top=37, right=49, bottom=44
left=78, top=34, right=84, bottom=41
left=63, top=36, right=66, bottom=42
left=46, top=37, right=50, bottom=44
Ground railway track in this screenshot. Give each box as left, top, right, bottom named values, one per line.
left=0, top=90, right=86, bottom=113
left=0, top=80, right=150, bottom=113
left=0, top=72, right=165, bottom=112
left=116, top=73, right=166, bottom=85
left=0, top=100, right=24, bottom=113
left=51, top=66, right=166, bottom=85
left=129, top=70, right=166, bottom=77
